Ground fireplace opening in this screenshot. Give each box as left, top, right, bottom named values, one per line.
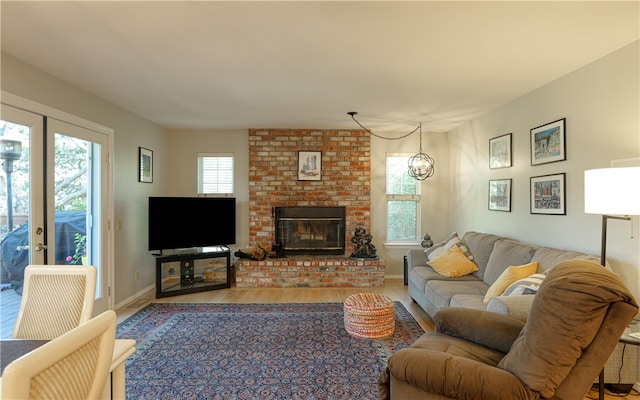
left=273, top=206, right=346, bottom=255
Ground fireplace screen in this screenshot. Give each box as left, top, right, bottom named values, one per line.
left=274, top=206, right=346, bottom=255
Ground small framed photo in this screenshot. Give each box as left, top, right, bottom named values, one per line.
left=489, top=133, right=512, bottom=169
left=298, top=151, right=322, bottom=181
left=488, top=179, right=512, bottom=212
left=530, top=118, right=566, bottom=166
left=139, top=147, right=153, bottom=183
left=530, top=173, right=566, bottom=215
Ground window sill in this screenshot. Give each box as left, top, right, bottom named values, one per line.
left=384, top=242, right=422, bottom=248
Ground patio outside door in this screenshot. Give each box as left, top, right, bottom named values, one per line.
left=0, top=104, right=111, bottom=324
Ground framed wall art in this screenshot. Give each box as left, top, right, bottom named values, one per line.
left=298, top=151, right=322, bottom=181
left=489, top=133, right=512, bottom=169
left=139, top=147, right=153, bottom=183
left=530, top=173, right=565, bottom=215
left=530, top=118, right=566, bottom=166
left=488, top=179, right=512, bottom=212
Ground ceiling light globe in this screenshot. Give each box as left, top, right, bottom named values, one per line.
left=408, top=152, right=435, bottom=181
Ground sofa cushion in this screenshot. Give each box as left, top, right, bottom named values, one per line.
left=428, top=245, right=479, bottom=277
left=531, top=247, right=600, bottom=272
left=409, top=265, right=479, bottom=293
left=483, top=262, right=538, bottom=304
left=425, top=280, right=489, bottom=310
left=426, top=232, right=474, bottom=261
left=483, top=240, right=536, bottom=286
left=450, top=294, right=486, bottom=310
left=504, top=273, right=546, bottom=296
left=497, top=260, right=638, bottom=398
left=424, top=231, right=458, bottom=259
left=460, top=231, right=504, bottom=280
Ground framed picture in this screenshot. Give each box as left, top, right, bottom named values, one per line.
left=298, top=151, right=322, bottom=181
left=489, top=133, right=512, bottom=169
left=530, top=118, right=566, bottom=165
left=139, top=147, right=153, bottom=183
left=530, top=173, right=565, bottom=215
left=488, top=179, right=512, bottom=212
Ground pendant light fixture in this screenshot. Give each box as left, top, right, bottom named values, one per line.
left=348, top=112, right=435, bottom=181
left=407, top=123, right=435, bottom=181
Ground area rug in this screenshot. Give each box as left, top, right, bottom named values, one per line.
left=116, top=302, right=425, bottom=400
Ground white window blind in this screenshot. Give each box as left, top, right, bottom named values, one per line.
left=197, top=153, right=234, bottom=194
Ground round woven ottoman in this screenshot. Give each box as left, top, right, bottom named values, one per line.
left=343, top=293, right=395, bottom=339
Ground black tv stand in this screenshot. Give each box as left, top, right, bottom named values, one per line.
left=155, top=248, right=231, bottom=298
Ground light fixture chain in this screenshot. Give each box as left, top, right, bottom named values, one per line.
left=347, top=111, right=434, bottom=181
left=348, top=112, right=420, bottom=140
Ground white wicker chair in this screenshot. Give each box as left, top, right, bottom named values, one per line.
left=13, top=264, right=97, bottom=340
left=1, top=310, right=116, bottom=399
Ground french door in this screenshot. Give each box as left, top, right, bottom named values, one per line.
left=0, top=104, right=111, bottom=315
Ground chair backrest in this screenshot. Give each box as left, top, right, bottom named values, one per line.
left=2, top=310, right=116, bottom=400
left=552, top=300, right=638, bottom=398
left=498, top=260, right=639, bottom=399
left=13, top=265, right=97, bottom=339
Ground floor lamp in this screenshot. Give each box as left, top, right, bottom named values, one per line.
left=584, top=166, right=640, bottom=399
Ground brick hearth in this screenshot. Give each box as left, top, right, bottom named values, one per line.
left=235, top=256, right=385, bottom=288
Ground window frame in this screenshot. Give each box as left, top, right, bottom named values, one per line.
left=197, top=152, right=234, bottom=195
left=385, top=153, right=422, bottom=246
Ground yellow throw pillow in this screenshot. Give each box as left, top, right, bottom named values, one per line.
left=428, top=245, right=479, bottom=277
left=483, top=262, right=539, bottom=304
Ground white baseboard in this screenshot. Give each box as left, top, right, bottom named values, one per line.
left=114, top=284, right=154, bottom=310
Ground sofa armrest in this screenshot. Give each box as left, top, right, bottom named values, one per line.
left=433, top=307, right=524, bottom=354
left=407, top=249, right=427, bottom=270
left=384, top=347, right=537, bottom=399
left=486, top=295, right=535, bottom=322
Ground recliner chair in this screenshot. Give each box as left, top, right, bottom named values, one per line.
left=379, top=260, right=639, bottom=399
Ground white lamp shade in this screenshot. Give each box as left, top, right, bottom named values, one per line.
left=584, top=167, right=640, bottom=215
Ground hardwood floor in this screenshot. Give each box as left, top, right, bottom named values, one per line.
left=114, top=278, right=435, bottom=331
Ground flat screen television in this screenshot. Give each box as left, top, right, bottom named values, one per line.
left=148, top=197, right=236, bottom=251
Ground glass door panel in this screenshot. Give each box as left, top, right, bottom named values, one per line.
left=0, top=106, right=45, bottom=290
left=0, top=105, right=44, bottom=338
left=48, top=119, right=109, bottom=314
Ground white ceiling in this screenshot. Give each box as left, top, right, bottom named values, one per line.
left=1, top=1, right=638, bottom=133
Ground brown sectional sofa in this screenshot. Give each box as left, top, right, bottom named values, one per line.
left=407, top=231, right=603, bottom=321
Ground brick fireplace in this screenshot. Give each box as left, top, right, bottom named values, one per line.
left=235, top=128, right=385, bottom=288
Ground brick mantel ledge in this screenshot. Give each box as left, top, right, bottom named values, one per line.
left=235, top=256, right=385, bottom=288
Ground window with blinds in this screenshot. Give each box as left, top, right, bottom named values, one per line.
left=197, top=153, right=234, bottom=194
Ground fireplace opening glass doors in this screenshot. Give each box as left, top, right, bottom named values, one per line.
left=273, top=206, right=346, bottom=255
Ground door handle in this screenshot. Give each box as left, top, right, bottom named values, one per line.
left=34, top=243, right=47, bottom=251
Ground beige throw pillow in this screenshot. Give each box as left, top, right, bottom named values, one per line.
left=483, top=262, right=539, bottom=304
left=426, top=232, right=474, bottom=261
left=428, top=245, right=479, bottom=277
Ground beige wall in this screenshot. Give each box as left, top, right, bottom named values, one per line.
left=1, top=52, right=168, bottom=307
left=165, top=130, right=250, bottom=249
left=447, top=41, right=640, bottom=300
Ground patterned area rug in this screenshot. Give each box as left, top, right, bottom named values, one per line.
left=116, top=302, right=425, bottom=399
